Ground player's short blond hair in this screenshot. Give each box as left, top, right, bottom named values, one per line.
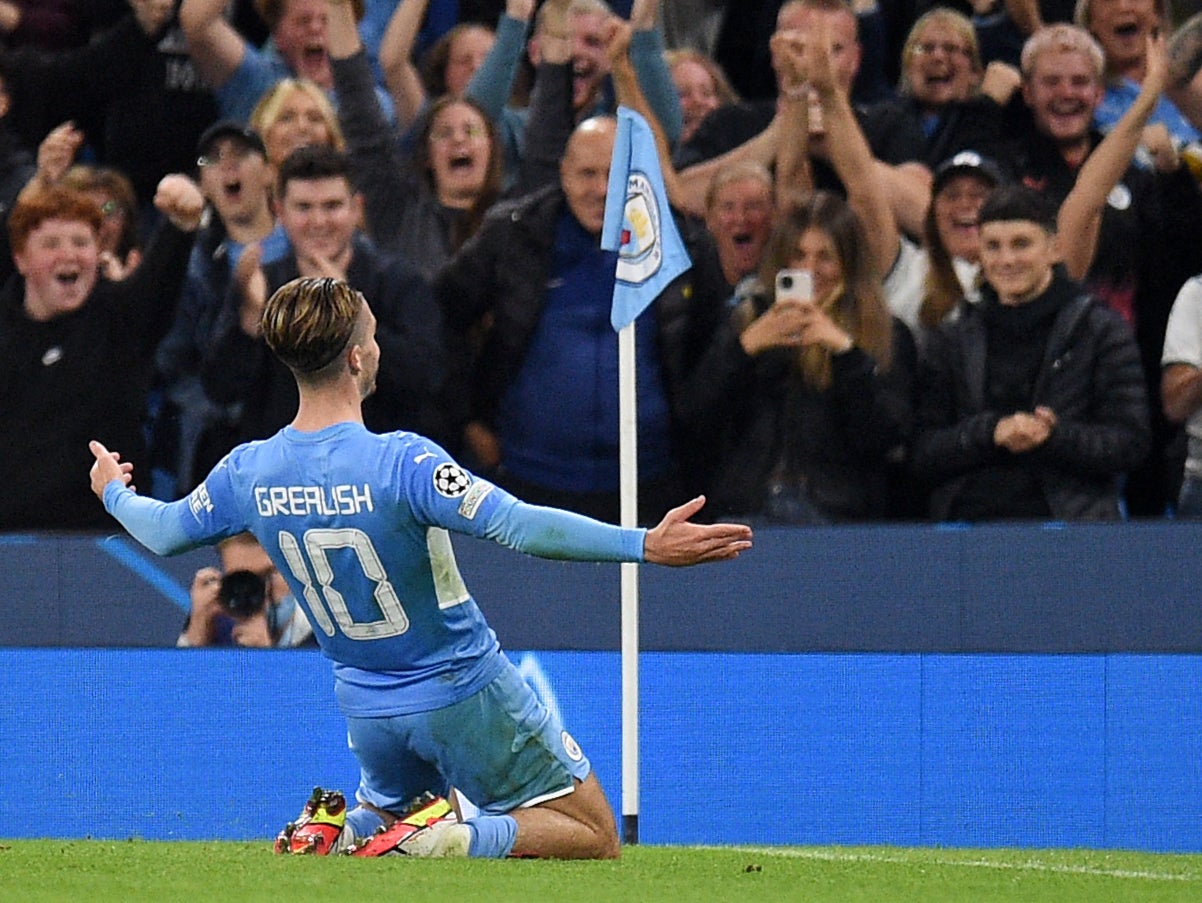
left=262, top=277, right=364, bottom=379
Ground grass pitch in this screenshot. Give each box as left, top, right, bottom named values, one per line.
left=2, top=841, right=1200, bottom=902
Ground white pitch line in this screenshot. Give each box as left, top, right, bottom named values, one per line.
left=692, top=846, right=1200, bottom=883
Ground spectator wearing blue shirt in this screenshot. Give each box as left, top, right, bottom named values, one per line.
left=1078, top=0, right=1202, bottom=148
left=152, top=121, right=289, bottom=495
left=180, top=0, right=394, bottom=124
left=436, top=115, right=729, bottom=524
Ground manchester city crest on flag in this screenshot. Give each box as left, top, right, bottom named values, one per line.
left=602, top=107, right=691, bottom=331
left=617, top=172, right=664, bottom=284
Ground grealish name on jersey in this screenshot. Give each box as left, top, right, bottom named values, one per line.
left=255, top=483, right=374, bottom=517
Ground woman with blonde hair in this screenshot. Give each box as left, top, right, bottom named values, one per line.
left=897, top=7, right=1014, bottom=167
left=249, top=77, right=346, bottom=167
left=666, top=48, right=738, bottom=144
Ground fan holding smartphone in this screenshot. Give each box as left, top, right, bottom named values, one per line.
left=690, top=192, right=917, bottom=525
left=737, top=262, right=852, bottom=361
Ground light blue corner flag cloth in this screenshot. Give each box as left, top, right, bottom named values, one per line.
left=600, top=106, right=692, bottom=332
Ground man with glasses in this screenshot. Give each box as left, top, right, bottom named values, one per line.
left=152, top=121, right=290, bottom=496
left=896, top=8, right=1019, bottom=168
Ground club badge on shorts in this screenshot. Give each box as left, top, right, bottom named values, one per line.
left=561, top=731, right=584, bottom=762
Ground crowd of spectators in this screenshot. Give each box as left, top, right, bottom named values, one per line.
left=6, top=0, right=1202, bottom=531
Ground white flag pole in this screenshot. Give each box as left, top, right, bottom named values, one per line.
left=618, top=320, right=639, bottom=846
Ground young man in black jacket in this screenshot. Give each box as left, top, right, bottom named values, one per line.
left=912, top=184, right=1151, bottom=521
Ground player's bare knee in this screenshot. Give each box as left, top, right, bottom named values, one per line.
left=576, top=812, right=620, bottom=859
left=594, top=826, right=621, bottom=860
left=567, top=776, right=620, bottom=858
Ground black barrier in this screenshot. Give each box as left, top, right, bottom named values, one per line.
left=2, top=522, right=1201, bottom=651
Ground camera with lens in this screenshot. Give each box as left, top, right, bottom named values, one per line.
left=219, top=569, right=268, bottom=618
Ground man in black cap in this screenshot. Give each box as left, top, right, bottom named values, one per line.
left=151, top=119, right=290, bottom=496
left=880, top=150, right=1003, bottom=338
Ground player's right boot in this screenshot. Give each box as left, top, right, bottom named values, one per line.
left=391, top=817, right=472, bottom=857
left=347, top=792, right=468, bottom=857
left=274, top=786, right=354, bottom=855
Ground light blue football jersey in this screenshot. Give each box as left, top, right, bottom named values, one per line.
left=105, top=422, right=646, bottom=716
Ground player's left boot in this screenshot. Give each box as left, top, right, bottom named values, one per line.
left=347, top=792, right=463, bottom=857
left=274, top=786, right=353, bottom=855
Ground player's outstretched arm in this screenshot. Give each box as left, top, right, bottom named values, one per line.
left=642, top=496, right=752, bottom=567
left=88, top=440, right=197, bottom=555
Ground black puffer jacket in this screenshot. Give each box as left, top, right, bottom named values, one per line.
left=912, top=276, right=1151, bottom=520
left=678, top=295, right=917, bottom=522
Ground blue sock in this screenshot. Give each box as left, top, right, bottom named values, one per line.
left=346, top=805, right=385, bottom=842
left=466, top=814, right=518, bottom=858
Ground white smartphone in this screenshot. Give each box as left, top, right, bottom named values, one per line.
left=775, top=268, right=813, bottom=305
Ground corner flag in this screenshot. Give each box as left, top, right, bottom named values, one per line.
left=601, top=106, right=691, bottom=331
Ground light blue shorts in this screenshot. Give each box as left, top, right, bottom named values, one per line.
left=346, top=659, right=592, bottom=815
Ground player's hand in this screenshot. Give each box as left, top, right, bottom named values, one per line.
left=88, top=440, right=134, bottom=499
left=643, top=496, right=753, bottom=566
